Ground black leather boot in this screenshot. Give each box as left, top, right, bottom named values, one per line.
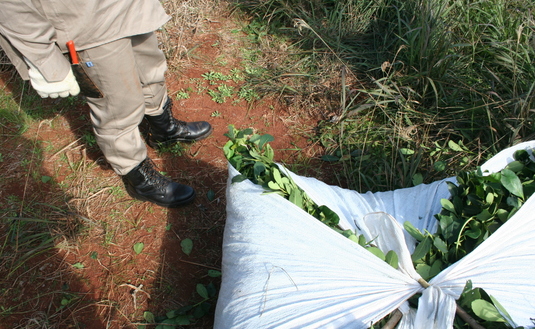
left=145, top=97, right=213, bottom=149
left=122, top=158, right=195, bottom=208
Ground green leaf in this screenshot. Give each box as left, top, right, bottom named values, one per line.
left=412, top=173, right=423, bottom=186
left=433, top=237, right=448, bottom=253
left=133, top=242, right=144, bottom=255
left=248, top=148, right=261, bottom=160
left=429, top=259, right=443, bottom=279
left=347, top=234, right=359, bottom=243
left=173, top=315, right=191, bottom=325
left=192, top=302, right=211, bottom=318
left=231, top=175, right=248, bottom=183
left=206, top=282, right=217, bottom=297
left=253, top=161, right=266, bottom=177
left=471, top=299, right=506, bottom=322
left=400, top=148, right=415, bottom=155
left=358, top=234, right=367, bottom=246
left=496, top=209, right=509, bottom=223
left=415, top=263, right=431, bottom=280
left=258, top=134, right=274, bottom=149
left=446, top=181, right=458, bottom=195
left=465, top=221, right=482, bottom=239
left=434, top=161, right=446, bottom=172
left=206, top=189, right=215, bottom=201
left=143, top=311, right=155, bottom=323
left=366, top=246, right=385, bottom=260
left=460, top=280, right=481, bottom=308
left=513, top=149, right=530, bottom=161
left=411, top=236, right=432, bottom=261
left=264, top=145, right=274, bottom=161
left=321, top=154, right=339, bottom=162
left=485, top=192, right=495, bottom=204
left=440, top=198, right=456, bottom=213
left=385, top=250, right=399, bottom=269
left=317, top=205, right=340, bottom=226
left=288, top=188, right=303, bottom=208
left=506, top=195, right=522, bottom=208
left=41, top=175, right=52, bottom=183
left=175, top=305, right=193, bottom=314
left=208, top=270, right=222, bottom=277
left=283, top=182, right=293, bottom=196
left=505, top=160, right=524, bottom=173
left=404, top=221, right=425, bottom=241
left=159, top=318, right=180, bottom=326
left=267, top=181, right=280, bottom=190
left=72, top=262, right=84, bottom=269
left=438, top=214, right=457, bottom=242
left=196, top=284, right=209, bottom=299
left=500, top=168, right=524, bottom=198
left=240, top=128, right=254, bottom=137
left=181, top=238, right=193, bottom=256
left=272, top=168, right=284, bottom=185
left=223, top=141, right=234, bottom=158
left=448, top=140, right=464, bottom=152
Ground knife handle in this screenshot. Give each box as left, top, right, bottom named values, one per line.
left=66, top=40, right=79, bottom=65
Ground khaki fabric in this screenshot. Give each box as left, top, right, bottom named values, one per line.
left=0, top=0, right=169, bottom=81
left=0, top=1, right=172, bottom=175
left=78, top=33, right=168, bottom=175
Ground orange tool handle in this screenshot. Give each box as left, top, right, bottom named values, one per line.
left=66, top=40, right=79, bottom=65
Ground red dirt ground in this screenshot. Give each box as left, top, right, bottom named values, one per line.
left=0, top=12, right=340, bottom=329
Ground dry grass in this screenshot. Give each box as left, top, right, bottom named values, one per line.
left=160, top=0, right=229, bottom=67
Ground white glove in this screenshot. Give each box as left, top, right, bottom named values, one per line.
left=25, top=59, right=80, bottom=98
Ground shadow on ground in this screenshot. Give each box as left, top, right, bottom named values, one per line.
left=0, top=72, right=225, bottom=328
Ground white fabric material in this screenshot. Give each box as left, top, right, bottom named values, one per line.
left=215, top=141, right=535, bottom=329
left=25, top=58, right=80, bottom=98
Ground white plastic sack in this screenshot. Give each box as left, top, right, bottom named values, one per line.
left=214, top=141, right=535, bottom=329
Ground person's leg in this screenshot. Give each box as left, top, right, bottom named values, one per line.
left=129, top=32, right=168, bottom=116
left=80, top=38, right=146, bottom=175
left=131, top=33, right=213, bottom=149
left=77, top=37, right=194, bottom=207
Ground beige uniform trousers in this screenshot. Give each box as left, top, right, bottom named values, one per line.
left=76, top=32, right=167, bottom=175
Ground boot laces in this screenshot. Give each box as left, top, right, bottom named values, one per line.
left=170, top=116, right=188, bottom=131
left=141, top=158, right=172, bottom=189
left=162, top=97, right=188, bottom=132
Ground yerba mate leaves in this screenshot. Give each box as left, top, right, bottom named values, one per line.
left=412, top=149, right=535, bottom=328
left=224, top=125, right=399, bottom=268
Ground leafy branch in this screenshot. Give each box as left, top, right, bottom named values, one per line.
left=223, top=125, right=398, bottom=267
left=405, top=149, right=535, bottom=328
left=224, top=125, right=533, bottom=328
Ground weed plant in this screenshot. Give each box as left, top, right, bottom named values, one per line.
left=234, top=0, right=535, bottom=192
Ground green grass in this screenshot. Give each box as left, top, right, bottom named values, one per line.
left=233, top=0, right=535, bottom=192
left=0, top=75, right=117, bottom=325
left=0, top=83, right=57, bottom=279
left=0, top=86, right=31, bottom=134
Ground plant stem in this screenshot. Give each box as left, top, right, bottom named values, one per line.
left=380, top=309, right=403, bottom=329
left=455, top=304, right=485, bottom=329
